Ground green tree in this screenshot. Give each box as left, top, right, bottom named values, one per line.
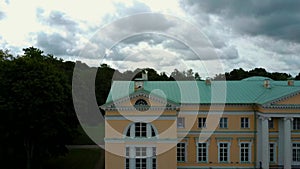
left=296, top=73, right=300, bottom=80
left=0, top=47, right=78, bottom=169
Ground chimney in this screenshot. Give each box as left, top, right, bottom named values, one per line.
left=264, top=79, right=271, bottom=88
left=288, top=80, right=294, bottom=86
left=134, top=70, right=148, bottom=91
left=142, top=70, right=148, bottom=81
left=205, top=77, right=211, bottom=85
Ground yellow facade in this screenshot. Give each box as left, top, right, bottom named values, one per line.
left=102, top=79, right=300, bottom=169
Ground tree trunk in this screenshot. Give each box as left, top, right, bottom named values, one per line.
left=24, top=138, right=34, bottom=169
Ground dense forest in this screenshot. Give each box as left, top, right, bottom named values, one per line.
left=1, top=47, right=300, bottom=169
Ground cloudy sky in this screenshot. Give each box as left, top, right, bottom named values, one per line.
left=1, top=0, right=300, bottom=77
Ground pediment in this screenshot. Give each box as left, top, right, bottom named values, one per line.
left=262, top=91, right=300, bottom=108
left=101, top=90, right=179, bottom=111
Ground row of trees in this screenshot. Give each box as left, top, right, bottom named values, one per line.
left=1, top=47, right=300, bottom=169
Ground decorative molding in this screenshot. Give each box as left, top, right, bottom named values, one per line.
left=266, top=91, right=300, bottom=106
left=105, top=115, right=177, bottom=120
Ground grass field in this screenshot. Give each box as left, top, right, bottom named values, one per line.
left=44, top=148, right=104, bottom=169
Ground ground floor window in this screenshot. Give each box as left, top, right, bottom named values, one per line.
left=197, top=143, right=207, bottom=162
left=218, top=142, right=230, bottom=162
left=135, top=158, right=146, bottom=169
left=293, top=143, right=300, bottom=162
left=269, top=143, right=276, bottom=163
left=240, top=142, right=250, bottom=162
left=177, top=143, right=186, bottom=162
left=125, top=146, right=156, bottom=169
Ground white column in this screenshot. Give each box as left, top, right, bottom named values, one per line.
left=260, top=116, right=269, bottom=169
left=146, top=147, right=153, bottom=169
left=146, top=124, right=151, bottom=138
left=256, top=116, right=262, bottom=167
left=278, top=118, right=284, bottom=165
left=283, top=117, right=293, bottom=169
left=130, top=124, right=135, bottom=138
left=129, top=146, right=135, bottom=169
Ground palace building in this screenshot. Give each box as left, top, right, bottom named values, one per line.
left=101, top=75, right=300, bottom=169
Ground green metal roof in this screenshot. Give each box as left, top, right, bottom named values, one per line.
left=105, top=77, right=300, bottom=105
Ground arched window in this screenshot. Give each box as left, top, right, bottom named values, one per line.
left=135, top=99, right=148, bottom=106
left=125, top=122, right=157, bottom=138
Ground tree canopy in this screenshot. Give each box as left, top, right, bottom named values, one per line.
left=0, top=47, right=78, bottom=169
left=0, top=47, right=299, bottom=169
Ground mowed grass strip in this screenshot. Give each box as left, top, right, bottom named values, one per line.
left=45, top=148, right=104, bottom=169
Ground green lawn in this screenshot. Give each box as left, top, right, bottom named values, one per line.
left=72, top=124, right=105, bottom=145
left=44, top=148, right=104, bottom=169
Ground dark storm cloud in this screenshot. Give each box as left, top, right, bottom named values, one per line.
left=182, top=0, right=300, bottom=43
left=36, top=9, right=79, bottom=32
left=36, top=32, right=77, bottom=56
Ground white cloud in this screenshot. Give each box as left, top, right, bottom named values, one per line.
left=0, top=0, right=299, bottom=76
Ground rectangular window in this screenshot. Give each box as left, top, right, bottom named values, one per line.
left=177, top=143, right=186, bottom=162
left=177, top=117, right=185, bottom=128
left=135, top=158, right=146, bottom=169
left=125, top=147, right=156, bottom=169
left=198, top=117, right=206, bottom=128
left=293, top=143, right=300, bottom=162
left=240, top=143, right=250, bottom=162
left=135, top=123, right=147, bottom=137
left=136, top=147, right=147, bottom=157
left=269, top=143, right=276, bottom=162
left=293, top=118, right=300, bottom=130
left=241, top=117, right=249, bottom=128
left=152, top=158, right=156, bottom=169
left=198, top=143, right=207, bottom=162
left=269, top=118, right=274, bottom=129
left=219, top=117, right=228, bottom=128
left=219, top=143, right=229, bottom=162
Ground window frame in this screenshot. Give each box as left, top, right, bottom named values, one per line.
left=198, top=117, right=207, bottom=128
left=219, top=117, right=228, bottom=128
left=293, top=118, right=300, bottom=130
left=197, top=142, right=208, bottom=163
left=269, top=143, right=276, bottom=163
left=239, top=142, right=251, bottom=163
left=177, top=142, right=186, bottom=162
left=177, top=117, right=185, bottom=128
left=241, top=117, right=250, bottom=129
left=125, top=146, right=156, bottom=169
left=293, top=143, right=300, bottom=163
left=269, top=118, right=274, bottom=129
left=125, top=123, right=157, bottom=138
left=218, top=142, right=230, bottom=163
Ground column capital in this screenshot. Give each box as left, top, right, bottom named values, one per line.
left=284, top=117, right=293, bottom=121
left=258, top=115, right=270, bottom=121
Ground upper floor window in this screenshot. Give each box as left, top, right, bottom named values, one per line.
left=241, top=117, right=249, bottom=128
left=293, top=118, right=300, bottom=130
left=177, top=117, right=185, bottom=128
left=198, top=117, right=206, bottom=128
left=177, top=143, right=186, bottom=162
left=125, top=122, right=157, bottom=138
left=269, top=118, right=274, bottom=129
left=219, top=117, right=228, bottom=128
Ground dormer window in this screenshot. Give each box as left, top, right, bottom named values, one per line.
left=134, top=81, right=144, bottom=90
left=135, top=99, right=148, bottom=106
